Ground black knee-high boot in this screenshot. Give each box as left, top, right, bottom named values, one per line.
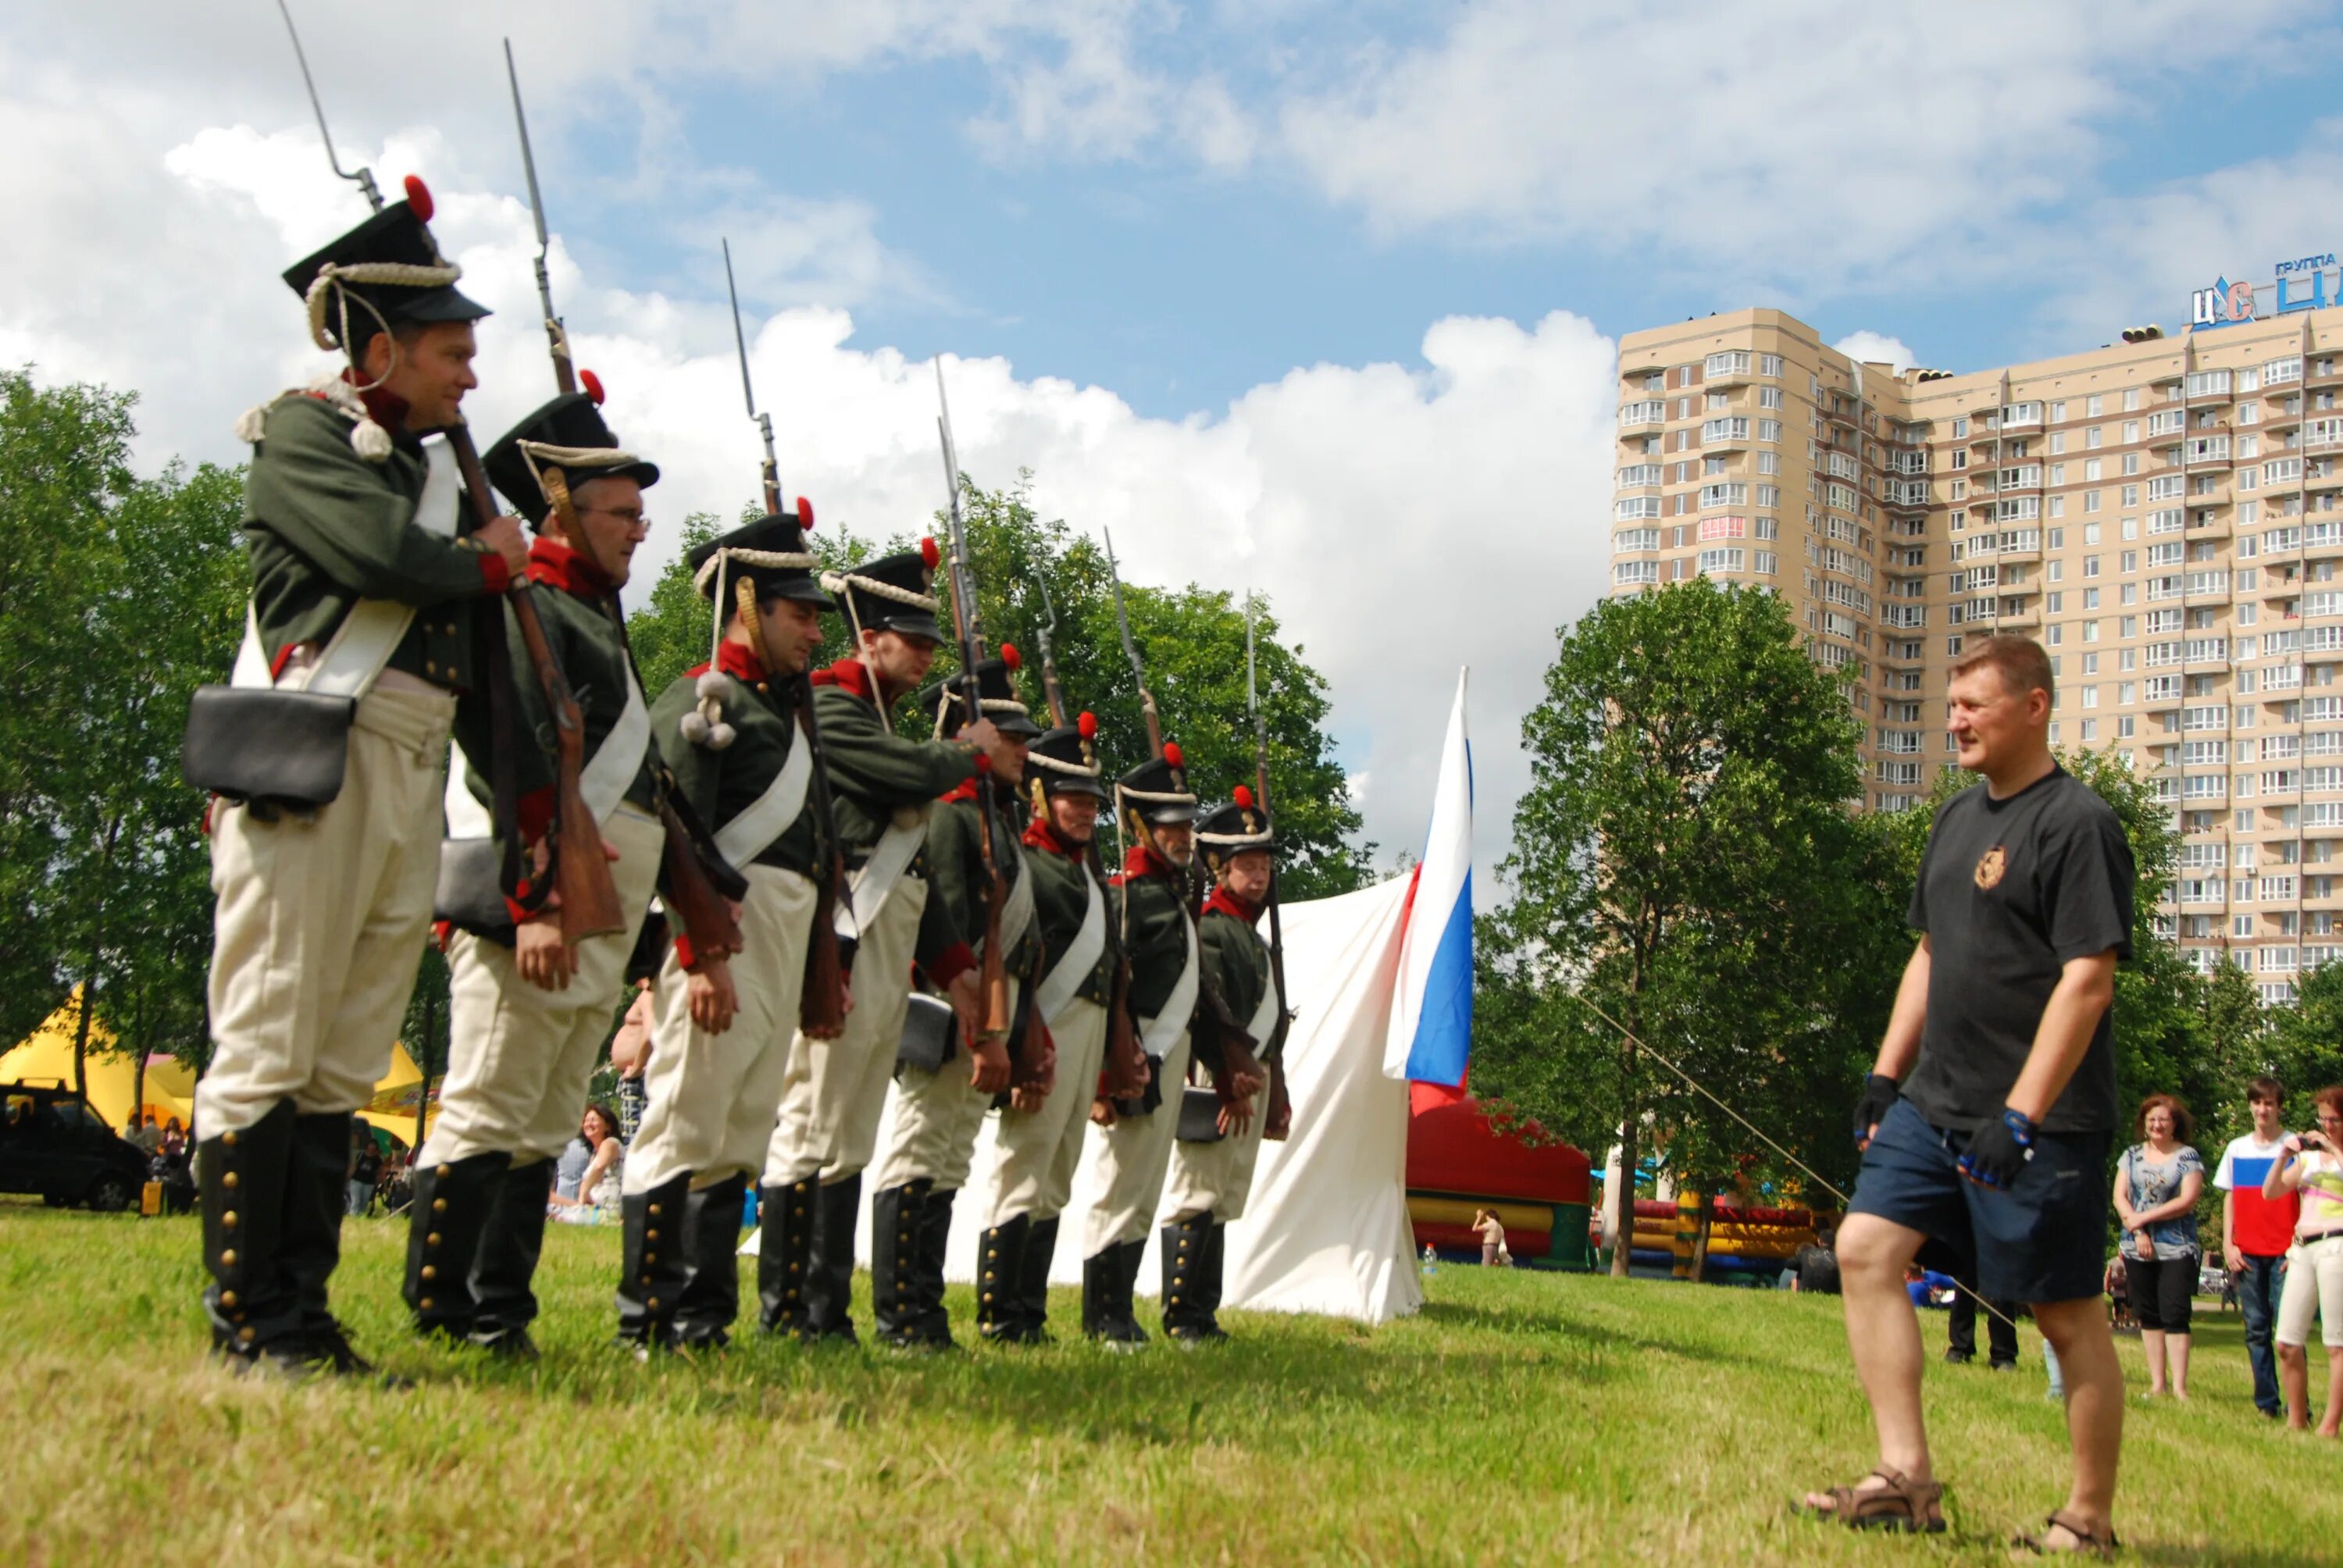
left=615, top=1172, right=692, bottom=1350
left=872, top=1181, right=925, bottom=1348
left=674, top=1174, right=747, bottom=1347
left=469, top=1156, right=553, bottom=1356
left=755, top=1177, right=817, bottom=1336
left=976, top=1213, right=1032, bottom=1342
left=403, top=1150, right=512, bottom=1342
left=284, top=1111, right=382, bottom=1374
left=200, top=1099, right=301, bottom=1368
left=1018, top=1216, right=1060, bottom=1343
left=801, top=1174, right=863, bottom=1342
left=915, top=1185, right=958, bottom=1345
left=1161, top=1212, right=1223, bottom=1341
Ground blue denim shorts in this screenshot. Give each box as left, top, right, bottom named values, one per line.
left=1848, top=1098, right=2110, bottom=1304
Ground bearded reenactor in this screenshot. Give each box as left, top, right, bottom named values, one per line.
left=1074, top=744, right=1216, bottom=1344
left=756, top=543, right=1021, bottom=1343
left=397, top=390, right=662, bottom=1357
left=190, top=186, right=528, bottom=1377
left=611, top=514, right=835, bottom=1352
left=867, top=654, right=1043, bottom=1351
left=1158, top=790, right=1291, bottom=1342
left=972, top=710, right=1124, bottom=1345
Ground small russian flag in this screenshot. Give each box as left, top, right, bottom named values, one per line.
left=1383, top=668, right=1473, bottom=1086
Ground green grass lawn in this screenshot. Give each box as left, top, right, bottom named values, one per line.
left=2, top=1202, right=2337, bottom=1566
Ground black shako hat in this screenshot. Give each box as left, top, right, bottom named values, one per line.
left=281, top=180, right=487, bottom=354
left=686, top=511, right=833, bottom=610
left=1196, top=788, right=1276, bottom=874
left=827, top=540, right=947, bottom=644
left=483, top=390, right=661, bottom=526
left=1116, top=742, right=1200, bottom=827
left=918, top=648, right=1044, bottom=740
left=1027, top=711, right=1111, bottom=801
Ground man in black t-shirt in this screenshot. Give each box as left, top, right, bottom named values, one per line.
left=1802, top=636, right=2131, bottom=1557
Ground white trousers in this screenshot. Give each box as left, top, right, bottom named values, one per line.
left=197, top=684, right=455, bottom=1135
left=423, top=804, right=664, bottom=1167
left=622, top=863, right=815, bottom=1193
left=983, top=996, right=1107, bottom=1225
left=762, top=877, right=926, bottom=1188
left=1161, top=1064, right=1271, bottom=1224
left=871, top=978, right=1030, bottom=1194
left=1080, top=1029, right=1189, bottom=1257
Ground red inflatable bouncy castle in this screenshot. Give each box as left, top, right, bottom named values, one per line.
left=1405, top=1081, right=1594, bottom=1267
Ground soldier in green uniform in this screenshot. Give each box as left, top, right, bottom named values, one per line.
left=757, top=543, right=1021, bottom=1343
left=975, top=710, right=1125, bottom=1344
left=868, top=655, right=1043, bottom=1350
left=194, top=191, right=527, bottom=1377
left=1076, top=745, right=1218, bottom=1344
left=1160, top=793, right=1291, bottom=1342
left=614, top=512, right=836, bottom=1352
left=399, top=390, right=663, bottom=1357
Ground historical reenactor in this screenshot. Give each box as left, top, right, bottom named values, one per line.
left=756, top=543, right=1020, bottom=1343
left=867, top=656, right=1044, bottom=1350
left=971, top=711, right=1123, bottom=1344
left=1158, top=789, right=1292, bottom=1341
left=612, top=513, right=836, bottom=1351
left=1075, top=744, right=1214, bottom=1344
left=398, top=391, right=662, bottom=1356
left=191, top=187, right=528, bottom=1377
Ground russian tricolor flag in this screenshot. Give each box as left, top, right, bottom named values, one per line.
left=1383, top=668, right=1474, bottom=1086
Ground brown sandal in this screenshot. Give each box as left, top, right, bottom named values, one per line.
left=2014, top=1509, right=2120, bottom=1558
left=1799, top=1466, right=1947, bottom=1532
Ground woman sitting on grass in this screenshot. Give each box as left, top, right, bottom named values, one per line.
left=550, top=1104, right=623, bottom=1224
left=2263, top=1085, right=2343, bottom=1434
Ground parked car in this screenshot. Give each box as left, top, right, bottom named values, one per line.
left=0, top=1082, right=148, bottom=1211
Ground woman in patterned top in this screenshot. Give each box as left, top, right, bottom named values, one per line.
left=2263, top=1085, right=2343, bottom=1433
left=2113, top=1095, right=2204, bottom=1400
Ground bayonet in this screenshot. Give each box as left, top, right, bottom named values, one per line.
left=504, top=38, right=573, bottom=395
left=1032, top=568, right=1068, bottom=727
left=276, top=0, right=380, bottom=211
left=1102, top=528, right=1163, bottom=756
left=724, top=239, right=783, bottom=512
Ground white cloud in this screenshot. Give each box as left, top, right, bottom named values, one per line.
left=1832, top=332, right=1915, bottom=373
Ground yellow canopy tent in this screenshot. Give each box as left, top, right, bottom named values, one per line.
left=4, top=989, right=436, bottom=1144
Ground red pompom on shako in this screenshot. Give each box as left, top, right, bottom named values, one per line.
left=1077, top=711, right=1097, bottom=740
left=1163, top=741, right=1184, bottom=768
left=579, top=369, right=606, bottom=406
left=1233, top=785, right=1254, bottom=810
left=797, top=495, right=816, bottom=532
left=919, top=536, right=941, bottom=570
left=1000, top=642, right=1021, bottom=672
left=402, top=174, right=433, bottom=223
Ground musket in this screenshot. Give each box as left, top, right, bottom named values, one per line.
left=1247, top=597, right=1293, bottom=1138
left=505, top=39, right=573, bottom=397
left=934, top=365, right=1018, bottom=1069
left=724, top=238, right=848, bottom=1033
left=275, top=2, right=622, bottom=943
left=1102, top=529, right=1163, bottom=757
left=1034, top=574, right=1147, bottom=1099
left=501, top=42, right=741, bottom=958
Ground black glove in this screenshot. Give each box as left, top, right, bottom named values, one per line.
left=1958, top=1108, right=2038, bottom=1190
left=1853, top=1073, right=1901, bottom=1149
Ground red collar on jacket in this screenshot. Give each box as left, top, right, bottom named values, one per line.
left=1202, top=886, right=1263, bottom=925
left=1022, top=816, right=1087, bottom=858
left=939, top=777, right=982, bottom=806
left=686, top=640, right=769, bottom=686
left=810, top=656, right=875, bottom=702
left=1116, top=843, right=1180, bottom=885
left=524, top=535, right=615, bottom=597
left=341, top=370, right=415, bottom=442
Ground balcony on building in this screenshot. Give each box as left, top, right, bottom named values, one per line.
left=2306, top=520, right=2343, bottom=561
left=1702, top=351, right=1753, bottom=387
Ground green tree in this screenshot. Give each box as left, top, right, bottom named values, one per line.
left=2269, top=960, right=2343, bottom=1125
left=1474, top=580, right=1895, bottom=1277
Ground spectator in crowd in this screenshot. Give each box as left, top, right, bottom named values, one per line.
left=2113, top=1094, right=2204, bottom=1399
left=2103, top=1254, right=2133, bottom=1332
left=130, top=1115, right=164, bottom=1158
left=1944, top=1259, right=2020, bottom=1370
left=2215, top=1075, right=2298, bottom=1419
left=550, top=1103, right=623, bottom=1224
left=348, top=1121, right=382, bottom=1217
left=2263, top=1085, right=2343, bottom=1435
left=1903, top=1262, right=1955, bottom=1309
left=1471, top=1207, right=1507, bottom=1267
left=159, top=1118, right=186, bottom=1161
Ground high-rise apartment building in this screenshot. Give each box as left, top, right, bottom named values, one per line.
left=1612, top=295, right=2343, bottom=1002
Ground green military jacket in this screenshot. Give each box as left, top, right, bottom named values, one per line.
left=1025, top=824, right=1114, bottom=1007
left=453, top=540, right=657, bottom=830
left=242, top=390, right=505, bottom=691
left=808, top=660, right=981, bottom=978
left=1197, top=895, right=1278, bottom=1064
left=647, top=641, right=815, bottom=875
left=1113, top=850, right=1196, bottom=1024
left=924, top=786, right=1042, bottom=975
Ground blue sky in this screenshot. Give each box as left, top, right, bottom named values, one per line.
left=11, top=0, right=2343, bottom=871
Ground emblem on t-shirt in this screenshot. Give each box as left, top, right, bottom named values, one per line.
left=1974, top=845, right=2007, bottom=890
